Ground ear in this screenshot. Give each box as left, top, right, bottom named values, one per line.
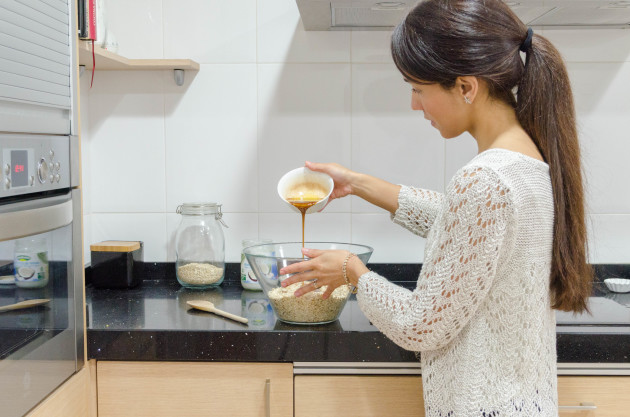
left=456, top=76, right=479, bottom=104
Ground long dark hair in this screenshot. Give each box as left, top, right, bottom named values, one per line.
left=391, top=0, right=591, bottom=313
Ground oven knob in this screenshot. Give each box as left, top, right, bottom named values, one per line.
left=55, top=162, right=60, bottom=171
left=4, top=164, right=10, bottom=176
left=54, top=174, right=60, bottom=183
left=49, top=174, right=54, bottom=183
left=4, top=178, right=10, bottom=189
left=37, top=158, right=48, bottom=183
left=49, top=149, right=54, bottom=159
left=29, top=176, right=34, bottom=186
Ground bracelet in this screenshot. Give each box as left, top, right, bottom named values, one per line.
left=342, top=252, right=358, bottom=294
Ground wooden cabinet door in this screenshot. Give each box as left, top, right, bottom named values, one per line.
left=294, top=375, right=424, bottom=417
left=97, top=361, right=293, bottom=417
left=558, top=376, right=630, bottom=416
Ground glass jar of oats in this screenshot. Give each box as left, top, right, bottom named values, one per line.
left=175, top=203, right=227, bottom=289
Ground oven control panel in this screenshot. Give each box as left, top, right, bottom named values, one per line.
left=0, top=134, right=71, bottom=199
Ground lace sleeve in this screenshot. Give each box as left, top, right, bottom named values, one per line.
left=391, top=186, right=445, bottom=238
left=357, top=166, right=515, bottom=351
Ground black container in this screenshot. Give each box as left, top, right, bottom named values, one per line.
left=90, top=241, right=143, bottom=289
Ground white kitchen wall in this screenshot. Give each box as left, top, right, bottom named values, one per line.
left=81, top=0, right=630, bottom=265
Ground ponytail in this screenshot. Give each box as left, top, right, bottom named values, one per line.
left=516, top=36, right=592, bottom=313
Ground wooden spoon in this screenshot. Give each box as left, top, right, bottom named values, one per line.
left=187, top=300, right=248, bottom=324
left=0, top=299, right=50, bottom=313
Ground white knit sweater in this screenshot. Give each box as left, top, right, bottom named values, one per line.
left=357, top=148, right=558, bottom=416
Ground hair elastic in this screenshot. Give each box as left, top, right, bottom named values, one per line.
left=520, top=27, right=534, bottom=52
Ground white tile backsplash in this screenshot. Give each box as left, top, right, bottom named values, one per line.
left=542, top=29, right=630, bottom=63
left=257, top=0, right=351, bottom=63
left=351, top=63, right=445, bottom=212
left=352, top=214, right=426, bottom=263
left=163, top=0, right=257, bottom=63
left=569, top=62, right=630, bottom=214
left=88, top=71, right=166, bottom=213
left=257, top=63, right=352, bottom=214
left=91, top=213, right=167, bottom=262
left=164, top=65, right=258, bottom=213
left=259, top=213, right=352, bottom=244
left=351, top=31, right=394, bottom=63
left=588, top=215, right=630, bottom=264
left=99, top=0, right=163, bottom=59
left=81, top=11, right=630, bottom=265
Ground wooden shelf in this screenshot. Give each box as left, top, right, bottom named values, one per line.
left=78, top=41, right=199, bottom=71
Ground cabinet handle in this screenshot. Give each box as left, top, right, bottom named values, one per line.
left=265, top=378, right=271, bottom=417
left=559, top=402, right=597, bottom=411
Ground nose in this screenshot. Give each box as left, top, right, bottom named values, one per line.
left=411, top=93, right=423, bottom=111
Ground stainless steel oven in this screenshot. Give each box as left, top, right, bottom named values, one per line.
left=0, top=134, right=82, bottom=417
left=0, top=0, right=82, bottom=415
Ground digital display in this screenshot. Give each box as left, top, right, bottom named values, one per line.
left=11, top=150, right=28, bottom=187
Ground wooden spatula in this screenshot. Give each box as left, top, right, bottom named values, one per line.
left=187, top=300, right=248, bottom=324
left=0, top=299, right=50, bottom=313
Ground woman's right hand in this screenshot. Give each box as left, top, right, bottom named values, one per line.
left=306, top=160, right=401, bottom=215
left=305, top=161, right=356, bottom=207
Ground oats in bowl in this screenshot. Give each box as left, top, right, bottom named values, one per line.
left=267, top=282, right=350, bottom=324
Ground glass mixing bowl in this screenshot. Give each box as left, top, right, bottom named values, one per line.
left=243, top=242, right=373, bottom=325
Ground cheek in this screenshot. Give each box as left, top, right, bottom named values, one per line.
left=411, top=94, right=422, bottom=111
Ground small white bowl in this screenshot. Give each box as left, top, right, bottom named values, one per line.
left=277, top=167, right=333, bottom=214
left=604, top=278, right=630, bottom=293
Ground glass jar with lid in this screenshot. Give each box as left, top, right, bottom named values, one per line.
left=174, top=203, right=227, bottom=289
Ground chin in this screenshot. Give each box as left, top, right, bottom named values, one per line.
left=437, top=128, right=464, bottom=139
left=439, top=131, right=458, bottom=139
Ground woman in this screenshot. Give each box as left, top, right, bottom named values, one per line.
left=280, top=0, right=592, bottom=415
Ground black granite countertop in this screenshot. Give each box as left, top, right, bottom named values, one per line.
left=86, top=263, right=630, bottom=364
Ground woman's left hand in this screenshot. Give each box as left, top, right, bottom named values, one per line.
left=279, top=248, right=367, bottom=299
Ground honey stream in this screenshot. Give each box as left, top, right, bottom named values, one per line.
left=287, top=199, right=318, bottom=255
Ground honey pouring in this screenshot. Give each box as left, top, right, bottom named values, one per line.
left=277, top=167, right=334, bottom=251
left=285, top=182, right=329, bottom=249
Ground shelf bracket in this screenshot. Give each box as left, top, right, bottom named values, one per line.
left=174, top=69, right=185, bottom=86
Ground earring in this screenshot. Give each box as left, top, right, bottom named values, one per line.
left=464, top=96, right=472, bottom=104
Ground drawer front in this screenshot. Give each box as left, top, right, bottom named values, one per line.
left=97, top=361, right=293, bottom=417
left=294, top=375, right=424, bottom=417
left=558, top=376, right=630, bottom=416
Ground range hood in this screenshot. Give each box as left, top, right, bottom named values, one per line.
left=296, top=0, right=630, bottom=30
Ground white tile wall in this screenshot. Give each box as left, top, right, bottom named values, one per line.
left=100, top=0, right=163, bottom=59
left=163, top=0, right=257, bottom=63
left=351, top=31, right=394, bottom=64
left=92, top=213, right=168, bottom=262
left=257, top=0, right=350, bottom=63
left=351, top=63, right=445, bottom=212
left=164, top=65, right=258, bottom=213
left=569, top=63, right=630, bottom=215
left=352, top=214, right=426, bottom=263
left=542, top=29, right=630, bottom=63
left=88, top=71, right=166, bottom=214
left=81, top=1, right=630, bottom=265
left=588, top=215, right=630, bottom=264
left=259, top=213, right=352, bottom=245
left=257, top=63, right=352, bottom=214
